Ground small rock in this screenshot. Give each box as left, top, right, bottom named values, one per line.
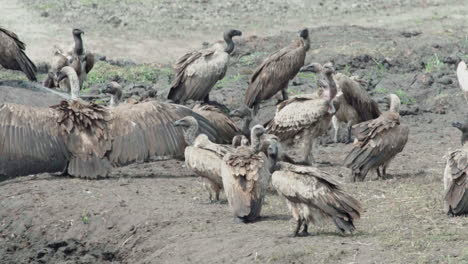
left=436, top=76, right=453, bottom=85
left=40, top=11, right=49, bottom=18
left=401, top=30, right=421, bottom=38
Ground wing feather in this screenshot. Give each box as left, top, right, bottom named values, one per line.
left=193, top=104, right=240, bottom=143
left=444, top=150, right=468, bottom=215
left=0, top=27, right=37, bottom=81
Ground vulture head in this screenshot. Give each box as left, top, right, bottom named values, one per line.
left=266, top=140, right=280, bottom=173
left=101, top=82, right=123, bottom=106
left=174, top=116, right=200, bottom=145
left=223, top=29, right=242, bottom=54
left=298, top=28, right=310, bottom=51
left=72, top=28, right=84, bottom=36
left=229, top=105, right=252, bottom=119
left=300, top=62, right=322, bottom=73
left=452, top=121, right=468, bottom=145
left=174, top=116, right=198, bottom=129
left=232, top=135, right=249, bottom=148
left=250, top=125, right=266, bottom=152
left=322, top=62, right=335, bottom=75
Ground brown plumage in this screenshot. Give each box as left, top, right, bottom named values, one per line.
left=0, top=67, right=222, bottom=180
left=244, top=29, right=310, bottom=114
left=175, top=116, right=235, bottom=202
left=221, top=125, right=275, bottom=222
left=344, top=94, right=409, bottom=182
left=444, top=121, right=468, bottom=216
left=193, top=103, right=241, bottom=144
left=168, top=29, right=242, bottom=103
left=0, top=27, right=36, bottom=81
left=267, top=63, right=338, bottom=165
left=272, top=161, right=362, bottom=236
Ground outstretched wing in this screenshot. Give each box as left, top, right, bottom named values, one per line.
left=193, top=104, right=240, bottom=143
left=108, top=101, right=222, bottom=165
left=0, top=104, right=69, bottom=179
left=0, top=27, right=37, bottom=81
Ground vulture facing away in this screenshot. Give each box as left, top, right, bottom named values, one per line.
left=271, top=161, right=362, bottom=236
left=456, top=61, right=468, bottom=103
left=0, top=66, right=222, bottom=180
left=174, top=116, right=236, bottom=202
left=192, top=103, right=241, bottom=144
left=168, top=29, right=242, bottom=104
left=266, top=63, right=338, bottom=165
left=444, top=121, right=468, bottom=216
left=221, top=125, right=275, bottom=222
left=244, top=28, right=310, bottom=115
left=0, top=27, right=37, bottom=81
left=344, top=94, right=409, bottom=182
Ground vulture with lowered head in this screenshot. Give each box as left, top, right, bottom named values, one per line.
left=167, top=29, right=242, bottom=104
left=192, top=103, right=241, bottom=144
left=271, top=160, right=362, bottom=237
left=344, top=94, right=409, bottom=182
left=0, top=66, right=222, bottom=180
left=444, top=121, right=468, bottom=216
left=221, top=125, right=276, bottom=223
left=0, top=27, right=36, bottom=81
left=266, top=62, right=338, bottom=165
left=244, top=28, right=310, bottom=115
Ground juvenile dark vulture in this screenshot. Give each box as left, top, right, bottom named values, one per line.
left=444, top=121, right=468, bottom=216
left=0, top=66, right=222, bottom=180
left=192, top=103, right=241, bottom=144
left=344, top=94, right=409, bottom=182
left=457, top=61, right=468, bottom=102
left=0, top=27, right=37, bottom=81
left=266, top=63, right=338, bottom=165
left=167, top=29, right=242, bottom=103
left=221, top=125, right=276, bottom=222
left=174, top=116, right=235, bottom=202
left=244, top=28, right=310, bottom=114
left=301, top=63, right=380, bottom=143
left=271, top=160, right=362, bottom=236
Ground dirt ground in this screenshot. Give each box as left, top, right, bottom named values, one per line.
left=1, top=0, right=468, bottom=263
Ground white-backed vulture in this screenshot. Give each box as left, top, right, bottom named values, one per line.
left=457, top=61, right=468, bottom=102
left=443, top=121, right=468, bottom=216
left=300, top=63, right=380, bottom=143
left=344, top=94, right=409, bottom=182
left=221, top=125, right=275, bottom=222
left=167, top=29, right=242, bottom=104
left=174, top=116, right=235, bottom=202
left=271, top=161, right=362, bottom=236
left=192, top=103, right=241, bottom=144
left=244, top=29, right=310, bottom=115
left=0, top=27, right=37, bottom=81
left=266, top=63, right=338, bottom=165
left=0, top=66, right=222, bottom=180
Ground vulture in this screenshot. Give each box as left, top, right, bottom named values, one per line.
left=44, top=28, right=95, bottom=91
left=167, top=29, right=242, bottom=104
left=221, top=125, right=276, bottom=222
left=456, top=61, right=468, bottom=102
left=271, top=160, right=362, bottom=236
left=0, top=80, right=69, bottom=107
left=244, top=28, right=310, bottom=115
left=344, top=94, right=409, bottom=182
left=443, top=121, right=468, bottom=216
left=266, top=63, right=338, bottom=165
left=229, top=104, right=253, bottom=139
left=0, top=27, right=37, bottom=81
left=101, top=81, right=123, bottom=107
left=300, top=63, right=380, bottom=143
left=192, top=103, right=241, bottom=144
left=174, top=116, right=235, bottom=202
left=0, top=66, right=222, bottom=180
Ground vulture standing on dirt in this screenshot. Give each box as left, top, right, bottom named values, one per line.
left=174, top=116, right=236, bottom=202
left=0, top=27, right=37, bottom=81
left=271, top=160, right=362, bottom=236
left=167, top=29, right=242, bottom=104
left=0, top=66, right=222, bottom=180
left=244, top=28, right=310, bottom=115
left=192, top=103, right=241, bottom=144
left=443, top=121, right=468, bottom=216
left=300, top=63, right=380, bottom=143
left=44, top=28, right=95, bottom=91
left=221, top=125, right=276, bottom=222
left=344, top=94, right=409, bottom=182
left=456, top=61, right=468, bottom=102
left=266, top=63, right=338, bottom=165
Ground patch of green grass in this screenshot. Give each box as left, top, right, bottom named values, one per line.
left=372, top=58, right=387, bottom=78
left=296, top=72, right=316, bottom=82
left=215, top=73, right=245, bottom=89
left=342, top=64, right=351, bottom=76
left=238, top=52, right=267, bottom=67
left=374, top=87, right=389, bottom=95
left=425, top=54, right=444, bottom=73
left=395, top=89, right=416, bottom=105
left=81, top=211, right=90, bottom=224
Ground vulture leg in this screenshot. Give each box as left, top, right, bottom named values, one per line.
left=382, top=165, right=388, bottom=179
left=376, top=168, right=382, bottom=179
left=332, top=116, right=340, bottom=143
left=203, top=179, right=219, bottom=203
left=299, top=223, right=309, bottom=237
left=281, top=87, right=289, bottom=101
left=203, top=94, right=210, bottom=104
left=253, top=103, right=260, bottom=116
left=345, top=121, right=353, bottom=144
left=299, top=130, right=314, bottom=165
left=292, top=218, right=303, bottom=237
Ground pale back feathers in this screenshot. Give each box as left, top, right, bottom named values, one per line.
left=168, top=43, right=229, bottom=103
left=193, top=104, right=241, bottom=143
left=244, top=38, right=308, bottom=107
left=0, top=27, right=37, bottom=81
left=272, top=162, right=362, bottom=232
left=456, top=61, right=468, bottom=102
left=444, top=148, right=468, bottom=215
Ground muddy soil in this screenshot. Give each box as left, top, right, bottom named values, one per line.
left=1, top=0, right=468, bottom=263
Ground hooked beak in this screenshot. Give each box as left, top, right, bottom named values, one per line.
left=173, top=120, right=183, bottom=127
